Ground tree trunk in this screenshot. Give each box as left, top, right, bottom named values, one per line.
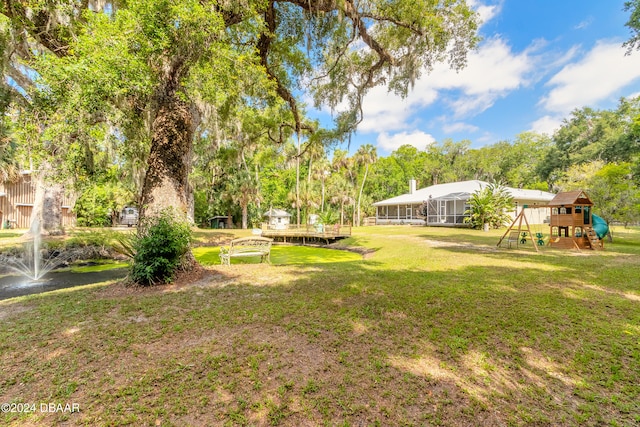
left=321, top=178, right=325, bottom=213
left=139, top=76, right=199, bottom=269
left=226, top=209, right=233, bottom=229
left=140, top=94, right=197, bottom=222
left=29, top=163, right=64, bottom=236
left=356, top=164, right=369, bottom=227
left=241, top=203, right=248, bottom=229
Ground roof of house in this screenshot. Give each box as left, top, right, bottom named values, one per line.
left=263, top=208, right=291, bottom=217
left=373, top=180, right=555, bottom=206
left=547, top=190, right=593, bottom=207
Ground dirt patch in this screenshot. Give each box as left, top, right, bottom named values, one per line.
left=94, top=263, right=214, bottom=299
left=327, top=243, right=377, bottom=259
left=0, top=303, right=32, bottom=321
left=423, top=238, right=500, bottom=253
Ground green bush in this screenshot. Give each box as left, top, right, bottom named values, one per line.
left=464, top=183, right=514, bottom=230
left=74, top=181, right=131, bottom=227
left=130, top=209, right=192, bottom=286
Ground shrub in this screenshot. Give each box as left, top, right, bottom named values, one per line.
left=318, top=209, right=339, bottom=225
left=130, top=209, right=192, bottom=286
left=464, top=183, right=514, bottom=230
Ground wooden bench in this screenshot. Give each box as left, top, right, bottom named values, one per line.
left=219, top=237, right=273, bottom=265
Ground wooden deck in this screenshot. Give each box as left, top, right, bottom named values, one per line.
left=260, top=224, right=352, bottom=244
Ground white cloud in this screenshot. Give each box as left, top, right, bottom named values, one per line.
left=442, top=122, right=480, bottom=134
left=530, top=115, right=563, bottom=136
left=358, top=36, right=534, bottom=134
left=574, top=17, right=594, bottom=30
left=540, top=41, right=640, bottom=115
left=358, top=85, right=438, bottom=133
left=468, top=0, right=502, bottom=26
left=431, top=37, right=532, bottom=94
left=376, top=131, right=436, bottom=152
left=427, top=37, right=535, bottom=117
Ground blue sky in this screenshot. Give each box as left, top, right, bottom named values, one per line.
left=314, top=0, right=640, bottom=155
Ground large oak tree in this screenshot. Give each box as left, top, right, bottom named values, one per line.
left=1, top=0, right=479, bottom=245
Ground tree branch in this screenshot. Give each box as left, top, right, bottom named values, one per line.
left=258, top=1, right=313, bottom=135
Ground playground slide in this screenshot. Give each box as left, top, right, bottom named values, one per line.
left=592, top=214, right=609, bottom=239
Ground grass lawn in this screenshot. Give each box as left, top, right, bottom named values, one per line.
left=1, top=225, right=639, bottom=426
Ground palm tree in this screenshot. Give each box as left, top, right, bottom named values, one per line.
left=311, top=158, right=331, bottom=212
left=329, top=175, right=355, bottom=226
left=226, top=169, right=260, bottom=229
left=354, top=144, right=377, bottom=227
left=298, top=181, right=320, bottom=225
left=304, top=140, right=326, bottom=183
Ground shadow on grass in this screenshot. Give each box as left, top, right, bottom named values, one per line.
left=1, top=234, right=639, bottom=426
left=421, top=232, right=640, bottom=296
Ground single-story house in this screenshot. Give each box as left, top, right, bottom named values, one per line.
left=373, top=180, right=555, bottom=227
left=263, top=208, right=291, bottom=229
left=0, top=171, right=75, bottom=229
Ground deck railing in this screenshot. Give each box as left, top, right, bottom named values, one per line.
left=261, top=223, right=352, bottom=237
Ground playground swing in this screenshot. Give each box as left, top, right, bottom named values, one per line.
left=497, top=205, right=541, bottom=252
left=532, top=207, right=546, bottom=246
left=521, top=207, right=547, bottom=246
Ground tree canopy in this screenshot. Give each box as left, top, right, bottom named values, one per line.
left=0, top=0, right=480, bottom=218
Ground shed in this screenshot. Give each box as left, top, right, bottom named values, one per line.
left=209, top=215, right=231, bottom=229
left=263, top=209, right=291, bottom=229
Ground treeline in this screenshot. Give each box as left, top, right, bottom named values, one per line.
left=3, top=91, right=638, bottom=229
left=192, top=97, right=640, bottom=228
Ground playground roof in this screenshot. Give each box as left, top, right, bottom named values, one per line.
left=547, top=190, right=593, bottom=207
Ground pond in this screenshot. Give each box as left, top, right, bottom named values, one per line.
left=0, top=246, right=360, bottom=300
left=0, top=264, right=128, bottom=301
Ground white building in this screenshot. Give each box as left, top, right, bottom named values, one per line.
left=263, top=208, right=291, bottom=229
left=373, top=180, right=555, bottom=226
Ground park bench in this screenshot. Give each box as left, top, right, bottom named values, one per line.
left=219, top=236, right=273, bottom=265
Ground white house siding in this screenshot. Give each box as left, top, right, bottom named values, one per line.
left=373, top=180, right=555, bottom=227
left=511, top=202, right=549, bottom=225
left=0, top=173, right=75, bottom=229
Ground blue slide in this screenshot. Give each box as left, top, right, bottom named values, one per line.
left=592, top=214, right=609, bottom=239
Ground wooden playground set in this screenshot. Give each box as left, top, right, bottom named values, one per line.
left=498, top=190, right=609, bottom=252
